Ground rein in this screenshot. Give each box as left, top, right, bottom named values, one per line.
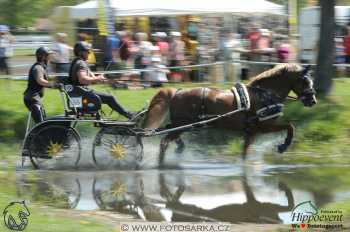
left=286, top=95, right=298, bottom=101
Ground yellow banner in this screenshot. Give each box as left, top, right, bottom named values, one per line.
left=97, top=0, right=107, bottom=36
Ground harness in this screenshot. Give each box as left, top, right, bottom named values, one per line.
left=250, top=86, right=284, bottom=122
left=231, top=83, right=251, bottom=111
left=231, top=83, right=284, bottom=122
left=196, top=83, right=285, bottom=123
left=199, top=87, right=209, bottom=119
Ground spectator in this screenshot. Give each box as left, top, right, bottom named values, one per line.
left=335, top=37, right=346, bottom=77
left=220, top=32, right=245, bottom=81
left=77, top=33, right=97, bottom=70
left=344, top=25, right=350, bottom=76
left=256, top=29, right=273, bottom=61
left=169, top=31, right=185, bottom=67
left=145, top=56, right=169, bottom=87
left=104, top=34, right=120, bottom=70
left=118, top=31, right=132, bottom=64
left=52, top=33, right=72, bottom=82
left=246, top=24, right=261, bottom=52
left=335, top=37, right=345, bottom=64
left=133, top=32, right=152, bottom=79
left=276, top=38, right=290, bottom=63
left=154, top=32, right=169, bottom=64
left=0, top=25, right=14, bottom=75
left=169, top=32, right=185, bottom=81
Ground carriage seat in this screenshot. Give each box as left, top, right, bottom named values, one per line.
left=63, top=85, right=102, bottom=117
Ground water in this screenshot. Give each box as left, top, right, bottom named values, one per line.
left=14, top=160, right=350, bottom=224
left=8, top=131, right=350, bottom=225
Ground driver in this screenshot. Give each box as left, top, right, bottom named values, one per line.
left=23, top=47, right=56, bottom=123
left=68, top=41, right=134, bottom=119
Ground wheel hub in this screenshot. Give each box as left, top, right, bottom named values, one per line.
left=110, top=182, right=126, bottom=197
left=47, top=141, right=63, bottom=157
left=110, top=143, right=126, bottom=160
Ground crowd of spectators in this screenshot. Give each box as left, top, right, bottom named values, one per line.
left=73, top=24, right=294, bottom=83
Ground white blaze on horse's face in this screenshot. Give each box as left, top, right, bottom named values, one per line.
left=298, top=72, right=317, bottom=107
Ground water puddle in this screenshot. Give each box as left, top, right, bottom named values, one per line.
left=15, top=161, right=350, bottom=224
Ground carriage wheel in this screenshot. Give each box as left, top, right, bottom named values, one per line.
left=28, top=125, right=81, bottom=169
left=92, top=127, right=143, bottom=169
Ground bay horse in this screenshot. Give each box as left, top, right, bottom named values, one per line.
left=143, top=64, right=317, bottom=166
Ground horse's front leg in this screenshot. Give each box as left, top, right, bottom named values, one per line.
left=258, top=122, right=295, bottom=153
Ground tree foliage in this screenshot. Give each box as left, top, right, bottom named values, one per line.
left=0, top=0, right=79, bottom=27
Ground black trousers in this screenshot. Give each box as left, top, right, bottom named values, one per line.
left=92, top=90, right=130, bottom=117
left=23, top=94, right=45, bottom=123
left=0, top=57, right=10, bottom=75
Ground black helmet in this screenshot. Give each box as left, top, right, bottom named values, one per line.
left=74, top=41, right=91, bottom=56
left=35, top=46, right=53, bottom=58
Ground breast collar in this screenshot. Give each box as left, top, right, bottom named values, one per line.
left=248, top=86, right=285, bottom=122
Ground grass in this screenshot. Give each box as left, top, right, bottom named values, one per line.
left=2, top=78, right=350, bottom=157
left=263, top=78, right=350, bottom=165
left=1, top=78, right=350, bottom=227
left=13, top=48, right=36, bottom=57
left=0, top=80, right=231, bottom=142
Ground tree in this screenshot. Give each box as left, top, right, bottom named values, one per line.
left=0, top=0, right=79, bottom=28
left=314, top=0, right=335, bottom=96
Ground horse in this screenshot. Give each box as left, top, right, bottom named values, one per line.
left=159, top=173, right=295, bottom=223
left=143, top=64, right=317, bottom=166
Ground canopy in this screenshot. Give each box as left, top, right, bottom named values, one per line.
left=70, top=0, right=284, bottom=19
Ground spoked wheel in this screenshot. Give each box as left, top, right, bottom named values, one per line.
left=92, top=175, right=141, bottom=215
left=28, top=125, right=81, bottom=169
left=92, top=127, right=143, bottom=169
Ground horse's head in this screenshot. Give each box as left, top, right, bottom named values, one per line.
left=291, top=65, right=317, bottom=107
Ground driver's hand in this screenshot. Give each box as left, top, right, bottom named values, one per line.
left=97, top=74, right=106, bottom=80
left=94, top=74, right=106, bottom=83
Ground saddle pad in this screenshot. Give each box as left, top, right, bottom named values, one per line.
left=231, top=83, right=251, bottom=111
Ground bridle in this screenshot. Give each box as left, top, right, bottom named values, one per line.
left=299, top=73, right=316, bottom=100
left=249, top=69, right=316, bottom=103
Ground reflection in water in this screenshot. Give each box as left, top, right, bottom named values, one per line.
left=159, top=173, right=294, bottom=223
left=15, top=166, right=350, bottom=224
left=16, top=171, right=81, bottom=209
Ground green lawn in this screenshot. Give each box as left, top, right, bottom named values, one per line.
left=1, top=78, right=350, bottom=157
left=1, top=78, right=350, bottom=227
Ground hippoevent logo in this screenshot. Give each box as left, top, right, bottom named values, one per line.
left=290, top=201, right=343, bottom=230
left=3, top=201, right=30, bottom=231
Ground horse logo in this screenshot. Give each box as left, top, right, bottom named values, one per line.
left=3, top=201, right=30, bottom=231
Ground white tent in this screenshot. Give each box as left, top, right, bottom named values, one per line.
left=70, top=0, right=284, bottom=19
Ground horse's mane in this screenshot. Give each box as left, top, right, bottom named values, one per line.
left=247, top=63, right=303, bottom=86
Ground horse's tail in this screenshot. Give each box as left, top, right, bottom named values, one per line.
left=143, top=88, right=178, bottom=129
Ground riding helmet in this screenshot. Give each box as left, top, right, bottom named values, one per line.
left=74, top=41, right=92, bottom=56
left=35, top=46, right=54, bottom=58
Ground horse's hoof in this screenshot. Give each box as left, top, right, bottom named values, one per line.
left=175, top=146, right=185, bottom=154
left=278, top=144, right=288, bottom=153
left=278, top=181, right=288, bottom=191
left=158, top=163, right=165, bottom=169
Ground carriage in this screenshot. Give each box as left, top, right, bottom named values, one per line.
left=21, top=83, right=246, bottom=170
left=21, top=84, right=146, bottom=169
left=21, top=64, right=316, bottom=169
